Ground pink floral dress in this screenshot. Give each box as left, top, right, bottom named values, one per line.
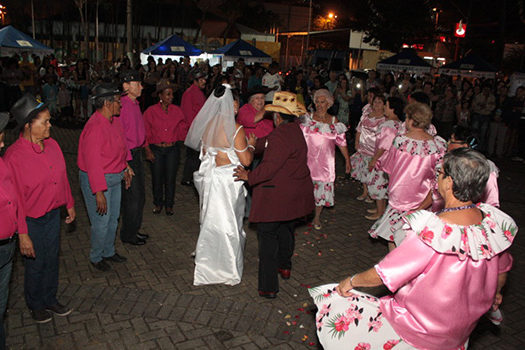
left=311, top=203, right=516, bottom=350
left=301, top=114, right=347, bottom=207
left=369, top=134, right=447, bottom=244
left=368, top=120, right=401, bottom=200
left=350, top=113, right=385, bottom=184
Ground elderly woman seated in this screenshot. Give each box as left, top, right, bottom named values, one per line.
left=310, top=147, right=517, bottom=349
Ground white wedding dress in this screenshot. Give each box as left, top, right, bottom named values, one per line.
left=193, top=127, right=247, bottom=286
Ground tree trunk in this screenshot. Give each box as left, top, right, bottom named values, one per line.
left=126, top=0, right=132, bottom=57
left=77, top=5, right=85, bottom=57
left=84, top=0, right=89, bottom=59
left=95, top=0, right=100, bottom=61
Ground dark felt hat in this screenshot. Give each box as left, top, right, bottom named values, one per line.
left=120, top=70, right=141, bottom=83
left=244, top=86, right=266, bottom=101
left=91, top=83, right=122, bottom=100
left=191, top=70, right=208, bottom=81
left=10, top=93, right=47, bottom=128
left=0, top=112, right=8, bottom=132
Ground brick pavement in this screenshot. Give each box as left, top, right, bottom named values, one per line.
left=3, top=126, right=525, bottom=349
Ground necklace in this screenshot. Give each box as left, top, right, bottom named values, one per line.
left=437, top=203, right=476, bottom=215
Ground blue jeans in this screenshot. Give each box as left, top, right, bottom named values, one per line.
left=79, top=171, right=123, bottom=263
left=0, top=240, right=15, bottom=350
left=150, top=144, right=180, bottom=208
left=24, top=209, right=60, bottom=311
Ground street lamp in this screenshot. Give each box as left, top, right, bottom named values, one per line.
left=0, top=4, right=6, bottom=26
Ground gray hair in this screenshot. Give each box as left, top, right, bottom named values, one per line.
left=313, top=88, right=334, bottom=108
left=93, top=95, right=116, bottom=110
left=442, top=148, right=490, bottom=202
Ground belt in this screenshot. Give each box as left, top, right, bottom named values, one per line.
left=0, top=234, right=17, bottom=246
left=153, top=142, right=176, bottom=148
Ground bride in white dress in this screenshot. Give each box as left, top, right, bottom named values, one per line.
left=185, top=85, right=255, bottom=286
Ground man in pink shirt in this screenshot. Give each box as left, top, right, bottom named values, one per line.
left=180, top=70, right=207, bottom=186
left=237, top=88, right=274, bottom=139
left=78, top=84, right=132, bottom=272
left=119, top=70, right=148, bottom=245
left=0, top=113, right=27, bottom=343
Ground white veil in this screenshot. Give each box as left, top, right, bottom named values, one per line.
left=184, top=84, right=236, bottom=152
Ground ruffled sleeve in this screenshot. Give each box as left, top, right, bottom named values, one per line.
left=403, top=204, right=518, bottom=261
left=334, top=122, right=347, bottom=147
left=375, top=121, right=399, bottom=152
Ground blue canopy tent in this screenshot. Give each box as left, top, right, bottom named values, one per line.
left=0, top=25, right=54, bottom=56
left=142, top=34, right=202, bottom=56
left=210, top=39, right=272, bottom=64
left=439, top=54, right=497, bottom=79
left=376, top=48, right=432, bottom=74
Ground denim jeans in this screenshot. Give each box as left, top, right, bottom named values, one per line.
left=24, top=208, right=60, bottom=311
left=80, top=170, right=123, bottom=263
left=150, top=144, right=180, bottom=208
left=0, top=240, right=15, bottom=350
left=120, top=148, right=145, bottom=242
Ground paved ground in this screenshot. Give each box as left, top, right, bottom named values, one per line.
left=3, top=126, right=525, bottom=349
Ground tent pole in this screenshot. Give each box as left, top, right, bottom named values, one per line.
left=31, top=0, right=36, bottom=39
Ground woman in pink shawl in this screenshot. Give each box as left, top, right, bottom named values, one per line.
left=310, top=148, right=516, bottom=350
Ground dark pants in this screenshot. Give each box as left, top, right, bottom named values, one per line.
left=24, top=209, right=60, bottom=311
left=150, top=144, right=180, bottom=208
left=120, top=148, right=145, bottom=242
left=471, top=113, right=491, bottom=151
left=0, top=240, right=15, bottom=350
left=257, top=220, right=296, bottom=293
left=181, top=146, right=200, bottom=183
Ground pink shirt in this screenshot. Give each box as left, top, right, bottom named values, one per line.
left=181, top=84, right=206, bottom=139
left=119, top=95, right=145, bottom=160
left=375, top=120, right=401, bottom=153
left=78, top=111, right=128, bottom=194
left=143, top=103, right=186, bottom=145
left=376, top=230, right=512, bottom=350
left=381, top=135, right=446, bottom=211
left=4, top=137, right=74, bottom=224
left=301, top=115, right=347, bottom=183
left=0, top=157, right=27, bottom=237
left=356, top=116, right=385, bottom=156
left=237, top=103, right=274, bottom=138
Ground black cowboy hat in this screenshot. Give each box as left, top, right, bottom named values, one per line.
left=10, top=93, right=47, bottom=128
left=91, top=83, right=122, bottom=100
left=190, top=69, right=208, bottom=81
left=120, top=70, right=141, bottom=83
left=243, top=86, right=266, bottom=102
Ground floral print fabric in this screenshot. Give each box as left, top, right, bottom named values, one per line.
left=313, top=180, right=335, bottom=207
left=309, top=284, right=413, bottom=350
left=368, top=205, right=406, bottom=244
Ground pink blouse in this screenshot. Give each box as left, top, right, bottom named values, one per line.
left=143, top=103, right=186, bottom=145
left=356, top=115, right=385, bottom=156
left=237, top=103, right=274, bottom=138
left=4, top=137, right=74, bottom=224
left=375, top=120, right=401, bottom=154
left=0, top=157, right=27, bottom=238
left=381, top=135, right=446, bottom=211
left=375, top=205, right=515, bottom=350
left=301, top=115, right=347, bottom=182
left=78, top=111, right=128, bottom=194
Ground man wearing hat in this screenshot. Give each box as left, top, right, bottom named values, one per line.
left=262, top=62, right=283, bottom=104
left=0, top=112, right=27, bottom=342
left=119, top=70, right=148, bottom=245
left=180, top=70, right=207, bottom=186
left=5, top=93, right=75, bottom=322
left=78, top=84, right=132, bottom=272
left=237, top=87, right=274, bottom=139
left=234, top=91, right=314, bottom=299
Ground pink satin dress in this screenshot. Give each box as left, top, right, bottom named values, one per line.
left=350, top=114, right=385, bottom=184
left=369, top=134, right=447, bottom=244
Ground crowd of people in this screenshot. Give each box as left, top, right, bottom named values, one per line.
left=0, top=51, right=523, bottom=349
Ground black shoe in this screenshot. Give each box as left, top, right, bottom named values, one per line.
left=136, top=232, right=149, bottom=240
left=91, top=260, right=111, bottom=271
left=46, top=303, right=72, bottom=316
left=180, top=181, right=193, bottom=186
left=165, top=208, right=174, bottom=216
left=32, top=309, right=52, bottom=323
left=103, top=253, right=127, bottom=263
left=152, top=206, right=162, bottom=214
left=258, top=291, right=277, bottom=299
left=122, top=238, right=146, bottom=246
